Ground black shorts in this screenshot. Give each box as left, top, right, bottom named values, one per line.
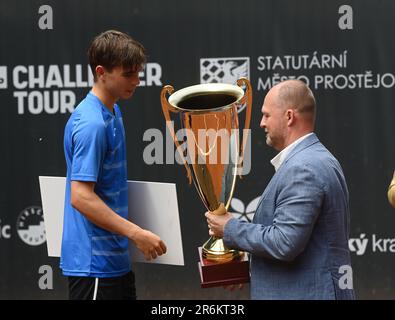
left=68, top=271, right=136, bottom=300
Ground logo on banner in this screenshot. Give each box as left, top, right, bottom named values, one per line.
left=348, top=233, right=395, bottom=255
left=7, top=63, right=162, bottom=115
left=200, top=57, right=250, bottom=84
left=0, top=219, right=11, bottom=239
left=0, top=66, right=7, bottom=89
left=200, top=57, right=250, bottom=113
left=16, top=206, right=46, bottom=246
left=229, top=196, right=260, bottom=222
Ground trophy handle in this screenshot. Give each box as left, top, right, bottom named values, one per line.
left=160, top=85, right=192, bottom=184
left=236, top=78, right=252, bottom=176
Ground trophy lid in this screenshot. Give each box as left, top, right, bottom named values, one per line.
left=168, top=83, right=244, bottom=113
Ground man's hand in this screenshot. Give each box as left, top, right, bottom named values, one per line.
left=223, top=284, right=245, bottom=291
left=205, top=203, right=233, bottom=238
left=132, top=228, right=167, bottom=261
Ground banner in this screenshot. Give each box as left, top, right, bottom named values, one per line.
left=1, top=0, right=394, bottom=299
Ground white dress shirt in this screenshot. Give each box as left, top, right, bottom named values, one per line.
left=270, top=133, right=314, bottom=172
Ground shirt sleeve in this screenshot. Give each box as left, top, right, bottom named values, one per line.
left=70, top=117, right=107, bottom=182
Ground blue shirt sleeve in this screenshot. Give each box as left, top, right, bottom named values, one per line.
left=70, top=117, right=107, bottom=182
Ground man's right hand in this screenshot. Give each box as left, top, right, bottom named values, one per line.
left=132, top=228, right=167, bottom=261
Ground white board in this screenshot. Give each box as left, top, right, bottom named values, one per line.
left=39, top=176, right=184, bottom=265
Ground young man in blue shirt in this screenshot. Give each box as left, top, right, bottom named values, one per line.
left=62, top=30, right=167, bottom=300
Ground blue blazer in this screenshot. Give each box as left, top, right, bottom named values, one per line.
left=224, top=133, right=355, bottom=299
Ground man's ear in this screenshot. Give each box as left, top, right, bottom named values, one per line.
left=95, top=65, right=105, bottom=80
left=286, top=109, right=295, bottom=125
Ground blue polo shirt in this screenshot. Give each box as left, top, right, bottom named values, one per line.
left=61, top=92, right=130, bottom=277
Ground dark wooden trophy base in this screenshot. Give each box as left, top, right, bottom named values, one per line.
left=197, top=247, right=250, bottom=288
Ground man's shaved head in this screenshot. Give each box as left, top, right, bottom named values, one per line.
left=274, top=80, right=316, bottom=124
left=260, top=80, right=317, bottom=151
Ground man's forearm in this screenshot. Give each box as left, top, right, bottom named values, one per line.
left=70, top=181, right=167, bottom=260
left=71, top=186, right=141, bottom=241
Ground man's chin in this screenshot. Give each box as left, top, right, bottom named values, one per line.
left=121, top=91, right=134, bottom=99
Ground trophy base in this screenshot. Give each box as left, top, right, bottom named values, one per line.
left=202, top=236, right=241, bottom=263
left=198, top=247, right=250, bottom=288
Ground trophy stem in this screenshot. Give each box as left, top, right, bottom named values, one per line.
left=202, top=236, right=242, bottom=263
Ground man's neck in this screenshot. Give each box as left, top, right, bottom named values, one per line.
left=281, top=130, right=313, bottom=150
left=91, top=85, right=117, bottom=113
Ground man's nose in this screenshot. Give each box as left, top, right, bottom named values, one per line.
left=131, top=75, right=140, bottom=86
left=260, top=117, right=266, bottom=129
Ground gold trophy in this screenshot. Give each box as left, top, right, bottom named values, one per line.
left=161, top=78, right=252, bottom=287
left=389, top=171, right=395, bottom=208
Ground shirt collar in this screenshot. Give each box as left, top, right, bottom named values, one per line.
left=87, top=91, right=116, bottom=117
left=270, top=133, right=314, bottom=171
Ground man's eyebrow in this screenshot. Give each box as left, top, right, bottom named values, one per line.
left=123, top=65, right=142, bottom=73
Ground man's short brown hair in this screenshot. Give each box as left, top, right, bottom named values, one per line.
left=87, top=30, right=146, bottom=80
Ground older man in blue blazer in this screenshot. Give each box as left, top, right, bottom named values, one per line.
left=206, top=80, right=355, bottom=300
